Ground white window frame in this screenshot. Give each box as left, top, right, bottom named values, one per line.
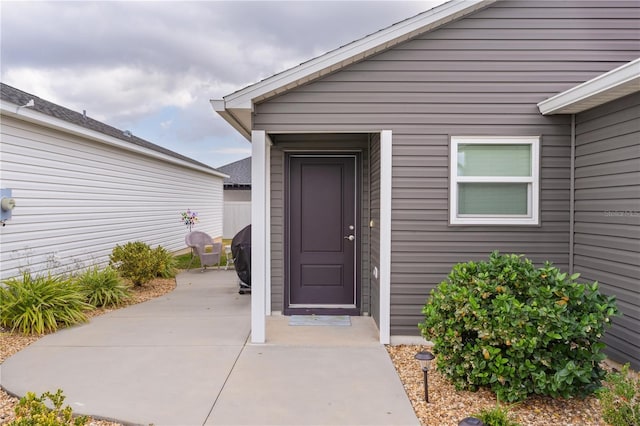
left=450, top=136, right=540, bottom=226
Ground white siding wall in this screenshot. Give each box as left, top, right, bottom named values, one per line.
left=0, top=116, right=223, bottom=280
left=223, top=189, right=251, bottom=238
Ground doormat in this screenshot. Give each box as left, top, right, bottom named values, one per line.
left=289, top=315, right=351, bottom=326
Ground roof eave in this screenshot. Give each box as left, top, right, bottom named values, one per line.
left=214, top=0, right=496, bottom=134
left=538, top=58, right=640, bottom=115
left=211, top=99, right=252, bottom=141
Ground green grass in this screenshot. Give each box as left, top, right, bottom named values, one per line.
left=174, top=246, right=230, bottom=270
left=174, top=252, right=202, bottom=269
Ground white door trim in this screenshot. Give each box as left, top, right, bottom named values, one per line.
left=379, top=130, right=392, bottom=344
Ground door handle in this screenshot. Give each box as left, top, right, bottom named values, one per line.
left=344, top=235, right=355, bottom=241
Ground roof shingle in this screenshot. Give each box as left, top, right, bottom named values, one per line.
left=218, top=156, right=251, bottom=187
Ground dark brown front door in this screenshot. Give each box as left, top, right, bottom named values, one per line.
left=287, top=155, right=357, bottom=308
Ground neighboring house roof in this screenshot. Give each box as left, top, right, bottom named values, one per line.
left=218, top=157, right=251, bottom=188
left=1, top=83, right=227, bottom=178
left=538, top=58, right=640, bottom=115
left=212, top=0, right=496, bottom=139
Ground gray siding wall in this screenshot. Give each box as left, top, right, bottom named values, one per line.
left=574, top=92, right=640, bottom=369
left=255, top=1, right=640, bottom=337
left=268, top=135, right=371, bottom=313
left=370, top=134, right=381, bottom=327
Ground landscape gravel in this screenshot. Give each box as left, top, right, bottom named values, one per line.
left=386, top=344, right=608, bottom=426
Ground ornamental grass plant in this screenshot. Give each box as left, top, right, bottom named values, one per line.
left=76, top=266, right=131, bottom=308
left=0, top=273, right=90, bottom=335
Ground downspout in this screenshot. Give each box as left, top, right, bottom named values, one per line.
left=569, top=114, right=576, bottom=274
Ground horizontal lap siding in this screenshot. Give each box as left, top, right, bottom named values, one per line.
left=0, top=117, right=223, bottom=280
left=370, top=134, right=381, bottom=326
left=574, top=92, right=640, bottom=369
left=254, top=1, right=640, bottom=337
left=270, top=149, right=285, bottom=311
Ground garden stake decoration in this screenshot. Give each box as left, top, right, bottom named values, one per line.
left=415, top=350, right=435, bottom=403
left=181, top=209, right=199, bottom=232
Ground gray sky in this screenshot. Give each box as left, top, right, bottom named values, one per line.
left=1, top=1, right=445, bottom=168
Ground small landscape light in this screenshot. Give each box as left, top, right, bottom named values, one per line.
left=459, top=417, right=486, bottom=426
left=414, top=350, right=435, bottom=403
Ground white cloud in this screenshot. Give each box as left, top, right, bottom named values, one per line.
left=210, top=147, right=252, bottom=156
left=2, top=66, right=235, bottom=123
left=1, top=1, right=444, bottom=166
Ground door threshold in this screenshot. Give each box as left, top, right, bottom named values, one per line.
left=284, top=307, right=360, bottom=316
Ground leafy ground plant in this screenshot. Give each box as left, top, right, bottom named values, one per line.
left=76, top=266, right=131, bottom=308
left=0, top=273, right=90, bottom=334
left=598, top=363, right=640, bottom=426
left=473, top=404, right=521, bottom=426
left=9, top=389, right=88, bottom=426
left=419, top=251, right=619, bottom=402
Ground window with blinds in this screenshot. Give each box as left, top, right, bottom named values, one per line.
left=450, top=136, right=540, bottom=225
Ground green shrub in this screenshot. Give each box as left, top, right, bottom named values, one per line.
left=473, top=404, right=521, bottom=426
left=76, top=266, right=131, bottom=308
left=109, top=241, right=156, bottom=286
left=419, top=251, right=618, bottom=402
left=598, top=363, right=640, bottom=426
left=0, top=273, right=90, bottom=335
left=9, top=389, right=88, bottom=426
left=152, top=246, right=177, bottom=278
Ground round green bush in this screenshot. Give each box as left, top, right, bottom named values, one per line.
left=76, top=266, right=131, bottom=308
left=0, top=273, right=90, bottom=335
left=109, top=241, right=157, bottom=286
left=109, top=242, right=177, bottom=286
left=419, top=251, right=619, bottom=402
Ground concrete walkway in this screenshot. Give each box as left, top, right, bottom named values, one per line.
left=0, top=270, right=418, bottom=426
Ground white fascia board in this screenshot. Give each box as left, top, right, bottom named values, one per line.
left=538, top=58, right=640, bottom=115
left=1, top=100, right=228, bottom=179
left=211, top=99, right=252, bottom=140
left=222, top=0, right=494, bottom=111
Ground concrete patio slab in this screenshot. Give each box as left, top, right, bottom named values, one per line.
left=2, top=345, right=242, bottom=426
left=1, top=270, right=419, bottom=426
left=207, top=337, right=418, bottom=426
